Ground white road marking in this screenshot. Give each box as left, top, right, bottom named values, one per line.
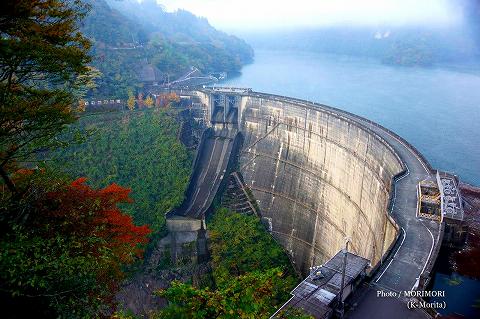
left=376, top=227, right=406, bottom=283
left=413, top=222, right=435, bottom=291
left=377, top=124, right=430, bottom=174
left=394, top=227, right=407, bottom=258
left=375, top=259, right=394, bottom=283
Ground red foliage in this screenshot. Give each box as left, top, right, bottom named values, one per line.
left=32, top=177, right=151, bottom=272
left=5, top=172, right=153, bottom=313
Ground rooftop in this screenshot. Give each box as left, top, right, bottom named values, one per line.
left=437, top=171, right=464, bottom=221
left=274, top=251, right=369, bottom=319
left=136, top=63, right=164, bottom=83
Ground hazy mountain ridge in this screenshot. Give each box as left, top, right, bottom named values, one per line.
left=80, top=0, right=253, bottom=98
left=241, top=25, right=479, bottom=67
left=81, top=0, right=147, bottom=46
left=106, top=0, right=253, bottom=64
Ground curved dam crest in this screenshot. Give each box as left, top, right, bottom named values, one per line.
left=167, top=87, right=442, bottom=296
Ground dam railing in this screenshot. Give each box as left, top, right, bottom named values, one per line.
left=233, top=91, right=405, bottom=172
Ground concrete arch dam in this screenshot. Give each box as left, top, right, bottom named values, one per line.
left=169, top=87, right=441, bottom=294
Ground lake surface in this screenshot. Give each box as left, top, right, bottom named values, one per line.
left=222, top=50, right=480, bottom=186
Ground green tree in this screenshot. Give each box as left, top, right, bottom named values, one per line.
left=155, top=269, right=311, bottom=319
left=0, top=0, right=92, bottom=195
left=154, top=208, right=305, bottom=319
left=209, top=208, right=298, bottom=288
left=52, top=109, right=192, bottom=230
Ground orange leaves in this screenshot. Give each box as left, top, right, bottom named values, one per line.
left=154, top=92, right=180, bottom=108
left=14, top=168, right=34, bottom=177
left=168, top=92, right=180, bottom=102
left=71, top=176, right=88, bottom=187
left=34, top=177, right=152, bottom=265
left=99, top=183, right=133, bottom=204
left=144, top=95, right=154, bottom=108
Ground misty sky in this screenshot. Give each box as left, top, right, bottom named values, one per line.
left=155, top=0, right=463, bottom=30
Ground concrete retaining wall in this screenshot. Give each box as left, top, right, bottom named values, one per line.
left=238, top=95, right=404, bottom=274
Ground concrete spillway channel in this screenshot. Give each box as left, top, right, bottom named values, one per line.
left=166, top=126, right=242, bottom=262
left=166, top=88, right=443, bottom=317
left=171, top=127, right=241, bottom=219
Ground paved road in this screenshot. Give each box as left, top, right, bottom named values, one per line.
left=347, top=285, right=430, bottom=319
left=359, top=119, right=440, bottom=293
left=343, top=115, right=441, bottom=318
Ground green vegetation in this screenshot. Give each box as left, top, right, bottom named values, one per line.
left=0, top=0, right=91, bottom=193
left=155, top=208, right=309, bottom=318
left=52, top=109, right=192, bottom=231
left=209, top=208, right=298, bottom=288
left=1, top=170, right=151, bottom=318
left=82, top=0, right=253, bottom=99
left=0, top=3, right=152, bottom=316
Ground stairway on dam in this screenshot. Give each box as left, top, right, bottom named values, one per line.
left=221, top=172, right=259, bottom=216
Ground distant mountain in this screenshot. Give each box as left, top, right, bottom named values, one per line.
left=80, top=0, right=253, bottom=98
left=81, top=0, right=146, bottom=47
left=241, top=25, right=479, bottom=67
left=107, top=0, right=253, bottom=65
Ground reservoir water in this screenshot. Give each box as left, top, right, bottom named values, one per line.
left=222, top=49, right=480, bottom=318
left=222, top=50, right=480, bottom=186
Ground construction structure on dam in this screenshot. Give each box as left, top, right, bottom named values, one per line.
left=161, top=87, right=467, bottom=318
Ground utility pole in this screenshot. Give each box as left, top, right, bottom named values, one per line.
left=338, top=237, right=351, bottom=318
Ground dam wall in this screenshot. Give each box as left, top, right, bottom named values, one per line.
left=236, top=93, right=405, bottom=274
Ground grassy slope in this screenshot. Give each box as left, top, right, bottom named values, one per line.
left=53, top=109, right=192, bottom=230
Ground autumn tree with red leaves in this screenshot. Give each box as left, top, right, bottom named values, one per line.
left=0, top=171, right=151, bottom=318
left=0, top=2, right=152, bottom=318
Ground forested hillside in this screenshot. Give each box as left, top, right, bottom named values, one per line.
left=52, top=109, right=192, bottom=231
left=0, top=2, right=153, bottom=317
left=81, top=0, right=253, bottom=98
